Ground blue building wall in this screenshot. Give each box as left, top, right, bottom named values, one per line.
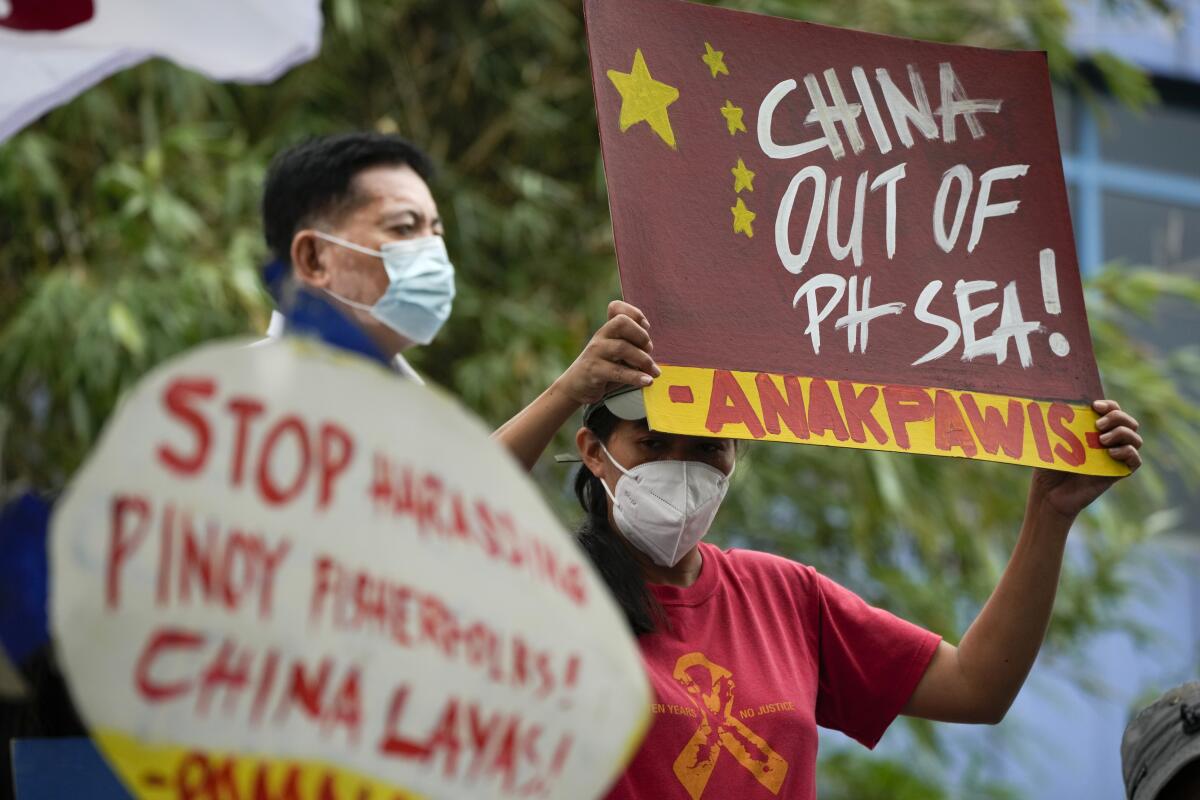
left=989, top=543, right=1200, bottom=797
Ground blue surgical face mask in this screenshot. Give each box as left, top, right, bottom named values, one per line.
left=313, top=231, right=456, bottom=345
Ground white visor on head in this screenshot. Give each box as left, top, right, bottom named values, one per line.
left=555, top=386, right=648, bottom=464
left=602, top=387, right=646, bottom=421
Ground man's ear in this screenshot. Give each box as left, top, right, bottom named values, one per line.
left=290, top=230, right=332, bottom=289
left=576, top=426, right=607, bottom=480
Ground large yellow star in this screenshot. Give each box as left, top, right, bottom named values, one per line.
left=731, top=197, right=756, bottom=238
left=720, top=100, right=746, bottom=136
left=607, top=49, right=680, bottom=149
left=701, top=42, right=728, bottom=78
left=731, top=158, right=756, bottom=193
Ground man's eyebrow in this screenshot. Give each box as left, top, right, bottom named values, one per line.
left=378, top=208, right=422, bottom=224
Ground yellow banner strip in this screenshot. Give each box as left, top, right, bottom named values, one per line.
left=644, top=365, right=1128, bottom=476
left=95, top=728, right=424, bottom=800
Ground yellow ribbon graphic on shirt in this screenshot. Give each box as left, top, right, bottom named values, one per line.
left=671, top=652, right=789, bottom=798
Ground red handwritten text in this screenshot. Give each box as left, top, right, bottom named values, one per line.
left=157, top=376, right=355, bottom=511
left=367, top=454, right=586, bottom=606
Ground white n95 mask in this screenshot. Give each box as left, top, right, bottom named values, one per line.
left=313, top=231, right=456, bottom=345
left=598, top=444, right=732, bottom=567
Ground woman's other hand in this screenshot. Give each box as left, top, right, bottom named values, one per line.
left=1031, top=399, right=1143, bottom=520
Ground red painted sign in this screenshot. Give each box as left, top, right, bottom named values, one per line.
left=585, top=0, right=1122, bottom=474
left=0, top=0, right=95, bottom=30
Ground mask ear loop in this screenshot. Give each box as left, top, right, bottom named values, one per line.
left=596, top=442, right=640, bottom=506
left=311, top=232, right=386, bottom=313
left=323, top=288, right=375, bottom=313
left=312, top=230, right=384, bottom=258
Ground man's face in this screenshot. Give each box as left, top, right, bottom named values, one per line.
left=291, top=164, right=443, bottom=351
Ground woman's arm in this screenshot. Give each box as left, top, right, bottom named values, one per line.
left=493, top=301, right=658, bottom=471
left=902, top=400, right=1143, bottom=724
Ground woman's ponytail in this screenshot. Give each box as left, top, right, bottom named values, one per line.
left=573, top=407, right=664, bottom=636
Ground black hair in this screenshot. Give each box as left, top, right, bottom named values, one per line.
left=574, top=407, right=666, bottom=636
left=261, top=132, right=435, bottom=263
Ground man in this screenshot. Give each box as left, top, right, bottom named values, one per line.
left=0, top=133, right=457, bottom=778
left=259, top=131, right=454, bottom=381
left=1122, top=682, right=1200, bottom=800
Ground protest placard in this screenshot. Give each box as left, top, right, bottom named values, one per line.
left=585, top=0, right=1125, bottom=475
left=50, top=338, right=650, bottom=800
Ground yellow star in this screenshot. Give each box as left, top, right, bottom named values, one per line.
left=720, top=100, right=746, bottom=136
left=701, top=42, right=728, bottom=78
left=731, top=197, right=756, bottom=238
left=607, top=49, right=680, bottom=149
left=731, top=158, right=756, bottom=193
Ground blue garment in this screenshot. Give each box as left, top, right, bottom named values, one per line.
left=261, top=258, right=395, bottom=368
left=0, top=493, right=51, bottom=665
left=11, top=738, right=129, bottom=799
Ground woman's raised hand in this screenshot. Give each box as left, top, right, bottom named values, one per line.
left=1031, top=399, right=1143, bottom=520
left=555, top=300, right=660, bottom=406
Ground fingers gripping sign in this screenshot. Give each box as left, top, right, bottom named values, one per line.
left=1092, top=400, right=1143, bottom=468
left=1032, top=399, right=1144, bottom=518
left=561, top=300, right=660, bottom=406
left=492, top=300, right=661, bottom=471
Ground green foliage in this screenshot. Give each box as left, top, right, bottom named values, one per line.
left=819, top=747, right=1021, bottom=800
left=0, top=0, right=1193, bottom=794
left=819, top=751, right=950, bottom=800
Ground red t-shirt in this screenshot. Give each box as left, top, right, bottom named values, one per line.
left=604, top=543, right=940, bottom=800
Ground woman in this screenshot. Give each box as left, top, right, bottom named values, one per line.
left=495, top=301, right=1143, bottom=800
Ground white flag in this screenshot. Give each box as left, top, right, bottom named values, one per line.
left=0, top=0, right=322, bottom=143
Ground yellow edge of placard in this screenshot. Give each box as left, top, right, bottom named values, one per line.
left=95, top=728, right=425, bottom=800
left=613, top=699, right=653, bottom=788
left=644, top=365, right=1128, bottom=477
